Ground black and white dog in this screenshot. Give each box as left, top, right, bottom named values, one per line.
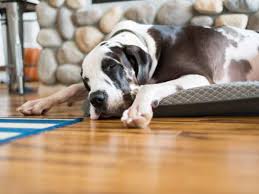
left=18, top=21, right=259, bottom=128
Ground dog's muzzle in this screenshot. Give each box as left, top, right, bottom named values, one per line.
left=89, top=90, right=108, bottom=111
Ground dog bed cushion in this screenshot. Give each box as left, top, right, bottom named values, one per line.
left=83, top=81, right=259, bottom=117
left=154, top=81, right=259, bottom=117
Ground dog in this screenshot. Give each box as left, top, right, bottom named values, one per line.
left=18, top=21, right=259, bottom=128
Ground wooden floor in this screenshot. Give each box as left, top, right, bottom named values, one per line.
left=0, top=83, right=259, bottom=194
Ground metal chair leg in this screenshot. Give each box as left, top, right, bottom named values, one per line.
left=5, top=2, right=24, bottom=95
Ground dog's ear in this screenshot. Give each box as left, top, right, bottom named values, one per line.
left=123, top=45, right=152, bottom=85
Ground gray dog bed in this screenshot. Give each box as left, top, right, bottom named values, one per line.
left=154, top=81, right=259, bottom=117
left=83, top=81, right=259, bottom=117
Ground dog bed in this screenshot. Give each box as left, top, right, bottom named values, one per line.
left=83, top=81, right=259, bottom=117
left=154, top=81, right=259, bottom=117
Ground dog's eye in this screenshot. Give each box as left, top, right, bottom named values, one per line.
left=82, top=77, right=90, bottom=91
left=104, top=62, right=117, bottom=71
left=84, top=82, right=91, bottom=91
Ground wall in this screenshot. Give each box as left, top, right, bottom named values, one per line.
left=36, top=0, right=259, bottom=95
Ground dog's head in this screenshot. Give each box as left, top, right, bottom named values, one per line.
left=81, top=41, right=152, bottom=119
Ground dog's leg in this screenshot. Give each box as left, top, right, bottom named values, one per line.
left=17, top=83, right=88, bottom=115
left=121, top=74, right=210, bottom=128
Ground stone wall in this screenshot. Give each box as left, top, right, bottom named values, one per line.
left=36, top=0, right=259, bottom=95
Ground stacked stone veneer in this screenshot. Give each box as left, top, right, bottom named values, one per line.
left=36, top=0, right=259, bottom=94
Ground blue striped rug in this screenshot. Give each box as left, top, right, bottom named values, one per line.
left=0, top=118, right=82, bottom=144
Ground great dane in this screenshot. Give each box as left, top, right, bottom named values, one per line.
left=18, top=21, right=259, bottom=128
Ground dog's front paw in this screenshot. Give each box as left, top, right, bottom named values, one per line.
left=121, top=102, right=153, bottom=128
left=17, top=98, right=54, bottom=115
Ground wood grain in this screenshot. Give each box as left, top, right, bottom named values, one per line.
left=0, top=83, right=259, bottom=194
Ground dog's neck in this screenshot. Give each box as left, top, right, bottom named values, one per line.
left=111, top=29, right=149, bottom=50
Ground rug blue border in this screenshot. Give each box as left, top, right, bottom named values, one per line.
left=0, top=117, right=83, bottom=145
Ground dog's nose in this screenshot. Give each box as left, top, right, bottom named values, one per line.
left=89, top=91, right=107, bottom=109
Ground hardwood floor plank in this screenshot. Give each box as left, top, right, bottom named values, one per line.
left=0, top=83, right=259, bottom=194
